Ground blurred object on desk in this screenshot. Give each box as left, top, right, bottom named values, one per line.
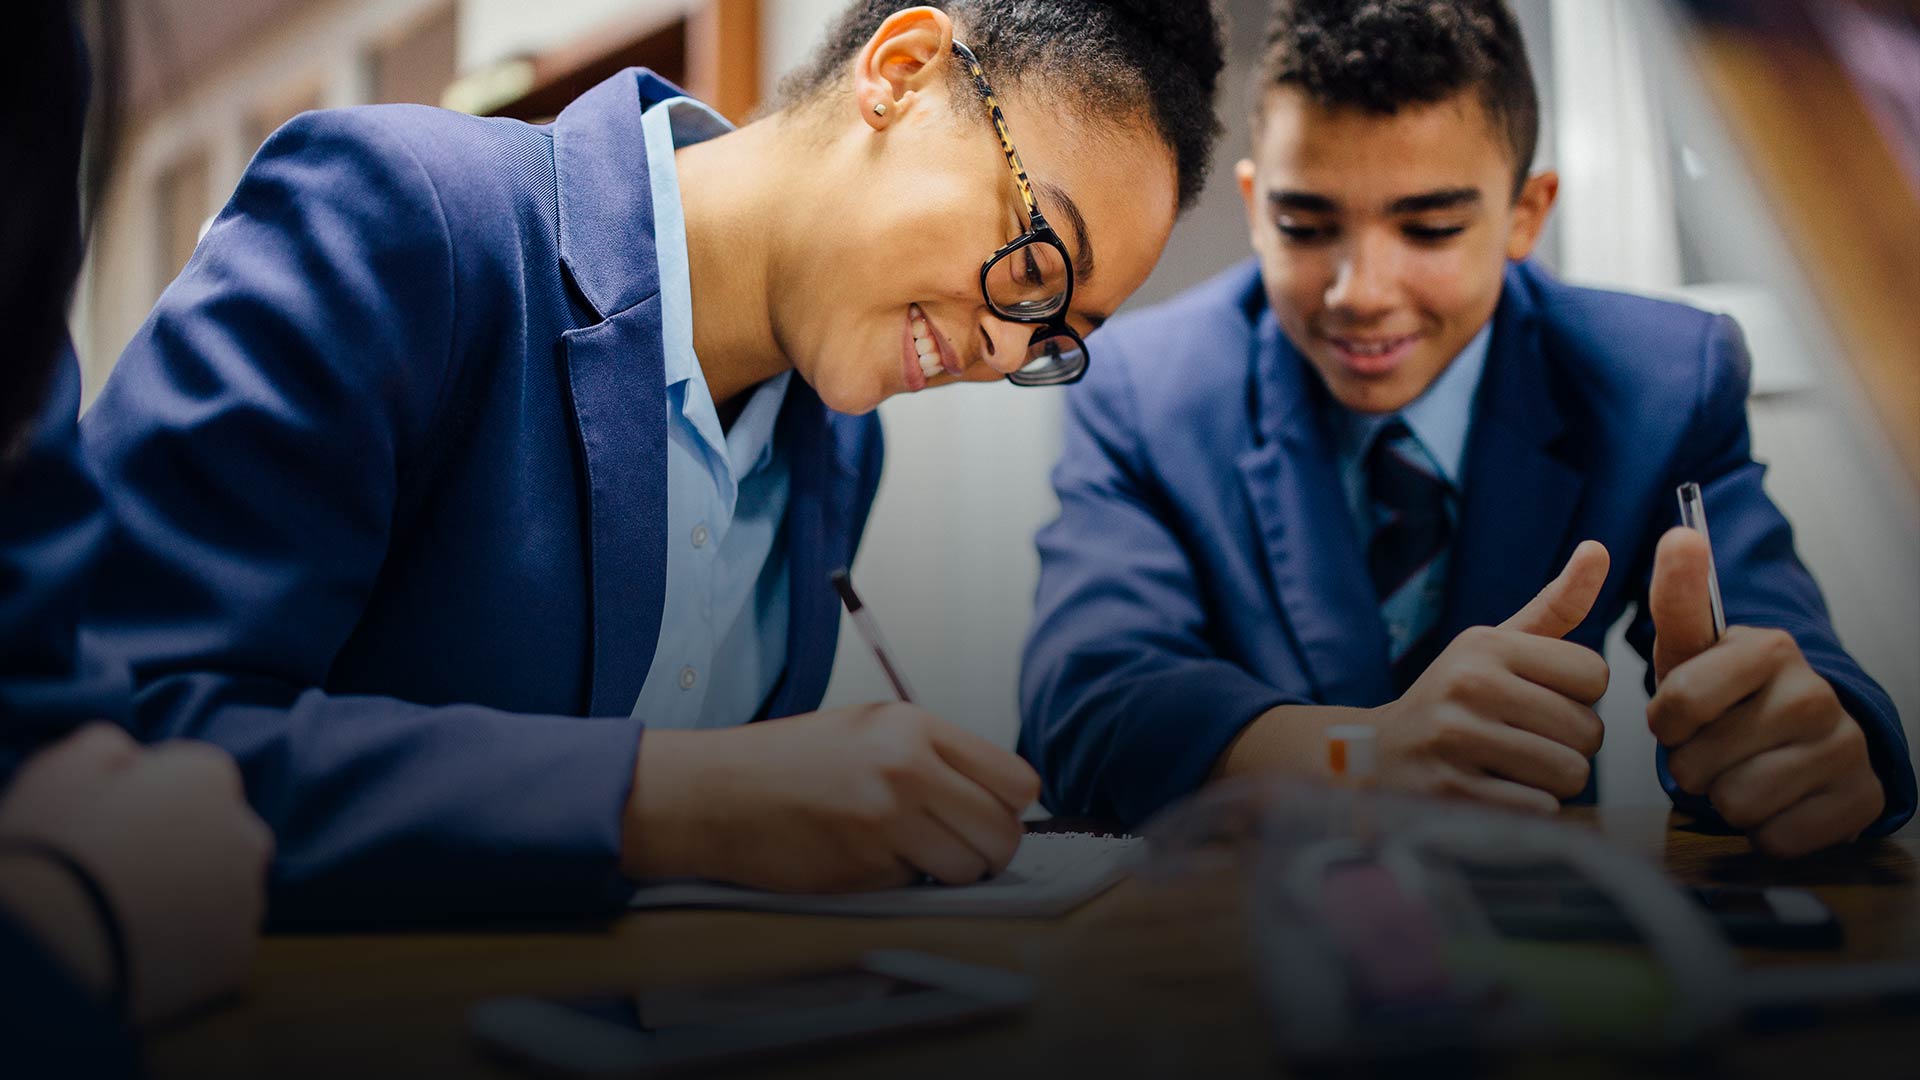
left=1139, top=777, right=1742, bottom=1066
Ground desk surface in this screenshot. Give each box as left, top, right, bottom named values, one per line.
left=149, top=807, right=1918, bottom=1080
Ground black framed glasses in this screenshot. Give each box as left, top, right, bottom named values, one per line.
left=951, top=40, right=1089, bottom=387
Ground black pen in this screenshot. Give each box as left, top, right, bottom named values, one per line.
left=830, top=568, right=918, bottom=704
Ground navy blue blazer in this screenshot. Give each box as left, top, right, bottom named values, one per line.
left=1020, top=259, right=1914, bottom=833
left=1, top=350, right=129, bottom=779
left=80, top=71, right=883, bottom=918
left=1, top=353, right=139, bottom=1069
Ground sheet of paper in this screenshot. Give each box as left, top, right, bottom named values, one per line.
left=628, top=833, right=1142, bottom=919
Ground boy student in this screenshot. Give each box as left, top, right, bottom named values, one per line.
left=1020, top=0, right=1913, bottom=855
left=78, top=1, right=1229, bottom=918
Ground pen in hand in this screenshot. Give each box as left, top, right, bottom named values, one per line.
left=832, top=569, right=1031, bottom=888
left=830, top=568, right=918, bottom=704
left=831, top=569, right=942, bottom=889
left=1675, top=482, right=1728, bottom=642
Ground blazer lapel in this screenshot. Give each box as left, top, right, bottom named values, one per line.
left=1239, top=313, right=1394, bottom=707
left=560, top=304, right=669, bottom=717
left=1439, top=267, right=1586, bottom=639
left=551, top=69, right=690, bottom=716
left=552, top=68, right=688, bottom=320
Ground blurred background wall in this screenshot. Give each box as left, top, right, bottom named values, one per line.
left=78, top=0, right=1920, bottom=811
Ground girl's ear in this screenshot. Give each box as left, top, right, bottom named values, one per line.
left=853, top=6, right=957, bottom=131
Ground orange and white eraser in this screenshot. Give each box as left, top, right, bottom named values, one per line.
left=1326, top=724, right=1378, bottom=783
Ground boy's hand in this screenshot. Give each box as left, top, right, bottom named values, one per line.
left=1368, top=541, right=1612, bottom=812
left=622, top=705, right=1040, bottom=892
left=1648, top=527, right=1883, bottom=857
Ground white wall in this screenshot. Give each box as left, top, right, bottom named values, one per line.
left=760, top=0, right=842, bottom=97
left=460, top=0, right=688, bottom=71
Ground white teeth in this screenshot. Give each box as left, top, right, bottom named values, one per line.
left=910, top=306, right=943, bottom=379
left=1340, top=338, right=1403, bottom=357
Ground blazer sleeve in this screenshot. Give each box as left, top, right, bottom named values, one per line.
left=1623, top=314, right=1915, bottom=836
left=80, top=111, right=645, bottom=920
left=0, top=347, right=129, bottom=780
left=1019, top=335, right=1301, bottom=826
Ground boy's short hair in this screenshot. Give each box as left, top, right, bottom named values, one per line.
left=1255, top=0, right=1540, bottom=195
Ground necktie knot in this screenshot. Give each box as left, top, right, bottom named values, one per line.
left=1365, top=420, right=1448, bottom=525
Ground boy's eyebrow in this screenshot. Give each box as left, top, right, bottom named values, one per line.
left=1268, top=190, right=1339, bottom=213
left=1268, top=188, right=1484, bottom=215
left=1387, top=188, right=1482, bottom=214
left=1036, top=179, right=1096, bottom=283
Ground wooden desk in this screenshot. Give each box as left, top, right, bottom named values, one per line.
left=147, top=808, right=1918, bottom=1079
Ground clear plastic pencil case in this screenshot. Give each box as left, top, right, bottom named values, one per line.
left=1136, top=777, right=1742, bottom=1066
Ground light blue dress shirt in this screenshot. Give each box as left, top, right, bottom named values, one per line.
left=631, top=97, right=794, bottom=730
left=1332, top=322, right=1493, bottom=527
left=1331, top=323, right=1493, bottom=644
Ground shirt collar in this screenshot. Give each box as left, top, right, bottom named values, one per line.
left=643, top=97, right=791, bottom=479
left=1335, top=320, right=1493, bottom=488
left=643, top=96, right=732, bottom=392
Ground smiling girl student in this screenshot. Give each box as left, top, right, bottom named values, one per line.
left=76, top=2, right=1224, bottom=918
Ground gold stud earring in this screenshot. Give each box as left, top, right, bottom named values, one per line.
left=873, top=102, right=888, bottom=117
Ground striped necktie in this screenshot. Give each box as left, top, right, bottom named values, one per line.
left=1365, top=419, right=1454, bottom=693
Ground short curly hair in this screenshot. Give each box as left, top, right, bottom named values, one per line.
left=1256, top=0, right=1539, bottom=195
left=772, top=1, right=1227, bottom=210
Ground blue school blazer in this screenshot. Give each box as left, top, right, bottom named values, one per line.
left=81, top=71, right=884, bottom=919
left=1020, top=259, right=1914, bottom=834
left=1, top=350, right=129, bottom=779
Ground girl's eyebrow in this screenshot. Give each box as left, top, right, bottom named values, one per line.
left=1035, top=179, right=1096, bottom=283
